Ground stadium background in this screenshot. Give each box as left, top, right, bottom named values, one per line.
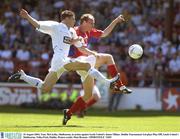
left=0, top=0, right=180, bottom=114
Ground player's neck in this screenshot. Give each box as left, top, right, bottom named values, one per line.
left=62, top=21, right=71, bottom=29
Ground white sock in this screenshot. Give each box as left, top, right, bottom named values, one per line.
left=88, top=68, right=119, bottom=88
left=88, top=68, right=110, bottom=85
left=20, top=73, right=43, bottom=89
left=109, top=74, right=119, bottom=82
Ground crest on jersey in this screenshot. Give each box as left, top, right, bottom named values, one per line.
left=63, top=36, right=71, bottom=44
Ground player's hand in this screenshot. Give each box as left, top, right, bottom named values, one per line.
left=116, top=15, right=126, bottom=23
left=20, top=9, right=29, bottom=19
left=70, top=38, right=78, bottom=45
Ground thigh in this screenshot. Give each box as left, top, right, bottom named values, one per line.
left=95, top=53, right=115, bottom=68
left=75, top=55, right=97, bottom=82
left=95, top=53, right=107, bottom=69
left=42, top=71, right=59, bottom=91
left=77, top=70, right=88, bottom=82
left=64, top=61, right=90, bottom=71
left=82, top=75, right=94, bottom=101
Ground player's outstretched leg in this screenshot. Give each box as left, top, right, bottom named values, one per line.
left=95, top=54, right=132, bottom=94
left=8, top=69, right=44, bottom=89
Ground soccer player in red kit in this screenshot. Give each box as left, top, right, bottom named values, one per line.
left=63, top=14, right=132, bottom=125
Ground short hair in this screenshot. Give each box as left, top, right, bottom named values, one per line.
left=80, top=14, right=94, bottom=24
left=60, top=10, right=75, bottom=20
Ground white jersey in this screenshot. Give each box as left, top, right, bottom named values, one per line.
left=36, top=21, right=81, bottom=57
left=36, top=21, right=86, bottom=73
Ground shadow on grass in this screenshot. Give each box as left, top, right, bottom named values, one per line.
left=0, top=106, right=180, bottom=117
left=13, top=125, right=84, bottom=128
left=2, top=125, right=108, bottom=129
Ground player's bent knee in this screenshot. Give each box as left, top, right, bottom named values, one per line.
left=85, top=63, right=91, bottom=70
left=82, top=93, right=92, bottom=101
left=106, top=54, right=113, bottom=60
left=41, top=86, right=52, bottom=93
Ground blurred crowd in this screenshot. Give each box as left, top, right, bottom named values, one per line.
left=0, top=0, right=179, bottom=87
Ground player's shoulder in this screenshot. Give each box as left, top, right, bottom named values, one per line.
left=70, top=27, right=76, bottom=34
left=70, top=27, right=76, bottom=32
left=90, top=28, right=101, bottom=32
left=89, top=28, right=103, bottom=37
left=38, top=20, right=60, bottom=28
left=70, top=27, right=78, bottom=38
left=45, top=21, right=59, bottom=26
left=58, top=23, right=71, bottom=33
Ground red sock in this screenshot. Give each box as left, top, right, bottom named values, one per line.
left=107, top=64, right=124, bottom=87
left=86, top=98, right=97, bottom=108
left=67, top=97, right=86, bottom=116
left=107, top=64, right=118, bottom=77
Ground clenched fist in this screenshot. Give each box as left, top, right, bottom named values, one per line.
left=20, top=9, right=29, bottom=19
left=116, top=15, right=126, bottom=23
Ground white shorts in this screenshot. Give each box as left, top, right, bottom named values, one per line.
left=49, top=54, right=96, bottom=80
left=49, top=54, right=70, bottom=78
left=74, top=55, right=96, bottom=82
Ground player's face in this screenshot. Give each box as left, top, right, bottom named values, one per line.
left=68, top=16, right=76, bottom=27
left=85, top=19, right=94, bottom=31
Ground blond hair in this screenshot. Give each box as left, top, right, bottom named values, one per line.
left=80, top=14, right=94, bottom=24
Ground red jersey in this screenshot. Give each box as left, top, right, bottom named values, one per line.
left=68, top=26, right=103, bottom=58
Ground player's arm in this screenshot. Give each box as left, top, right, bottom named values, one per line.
left=20, top=9, right=57, bottom=35
left=71, top=37, right=97, bottom=56
left=20, top=9, right=40, bottom=28
left=78, top=47, right=97, bottom=56
left=70, top=28, right=97, bottom=56
left=101, top=15, right=125, bottom=38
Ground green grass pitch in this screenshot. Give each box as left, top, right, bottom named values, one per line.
left=0, top=106, right=180, bottom=132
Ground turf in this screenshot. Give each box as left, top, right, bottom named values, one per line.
left=0, top=106, right=180, bottom=132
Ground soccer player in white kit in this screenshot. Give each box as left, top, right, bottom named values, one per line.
left=8, top=9, right=118, bottom=123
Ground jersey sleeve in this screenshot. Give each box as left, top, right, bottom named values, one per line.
left=90, top=28, right=104, bottom=38
left=70, top=28, right=85, bottom=48
left=36, top=21, right=59, bottom=35
left=70, top=28, right=78, bottom=39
